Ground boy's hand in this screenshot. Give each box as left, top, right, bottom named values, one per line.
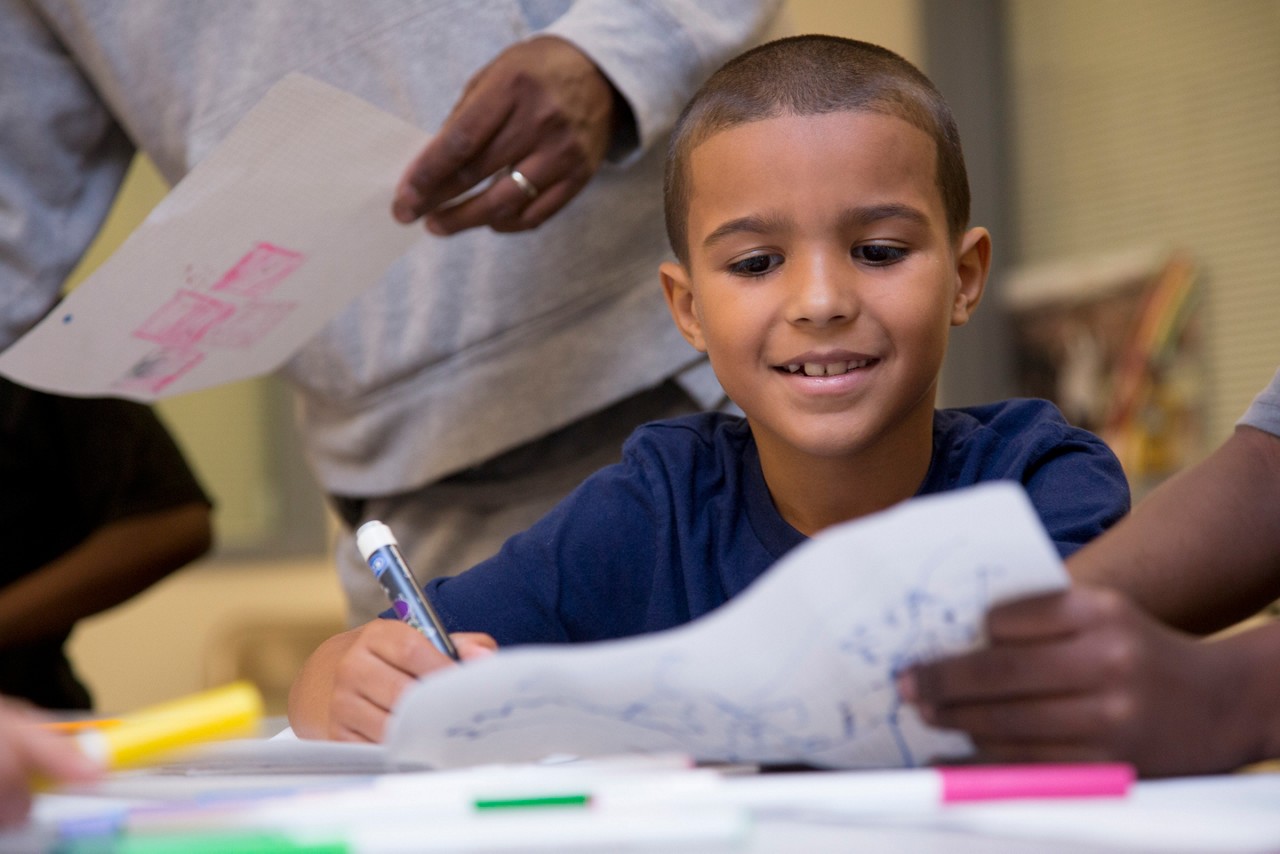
left=392, top=36, right=616, bottom=236
left=0, top=700, right=101, bottom=827
left=898, top=586, right=1250, bottom=777
left=324, top=621, right=496, bottom=743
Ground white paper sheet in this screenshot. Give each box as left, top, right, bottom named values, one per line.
left=0, top=74, right=427, bottom=400
left=386, top=482, right=1069, bottom=770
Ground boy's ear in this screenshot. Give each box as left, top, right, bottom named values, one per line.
left=951, top=226, right=991, bottom=327
left=660, top=261, right=707, bottom=352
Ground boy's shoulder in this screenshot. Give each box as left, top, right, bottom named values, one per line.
left=931, top=397, right=1116, bottom=476
left=937, top=397, right=1086, bottom=443
left=622, top=411, right=752, bottom=459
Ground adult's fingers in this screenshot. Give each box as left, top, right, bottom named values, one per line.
left=923, top=690, right=1135, bottom=744
left=0, top=722, right=100, bottom=826
left=907, top=630, right=1123, bottom=707
left=393, top=36, right=613, bottom=234
left=423, top=153, right=584, bottom=234
left=983, top=586, right=1129, bottom=642
left=392, top=78, right=520, bottom=222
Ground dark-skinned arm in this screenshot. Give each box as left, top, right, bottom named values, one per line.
left=0, top=502, right=211, bottom=648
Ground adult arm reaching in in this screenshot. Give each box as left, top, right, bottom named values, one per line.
left=901, top=407, right=1280, bottom=777
left=0, top=699, right=101, bottom=827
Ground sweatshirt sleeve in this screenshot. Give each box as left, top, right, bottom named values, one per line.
left=540, top=0, right=785, bottom=162
left=0, top=0, right=135, bottom=349
left=1237, top=367, right=1280, bottom=438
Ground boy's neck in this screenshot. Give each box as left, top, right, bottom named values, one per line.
left=755, top=411, right=936, bottom=538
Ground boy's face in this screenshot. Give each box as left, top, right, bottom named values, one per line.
left=661, top=110, right=989, bottom=467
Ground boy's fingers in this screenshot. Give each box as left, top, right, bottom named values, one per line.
left=328, top=625, right=498, bottom=742
left=453, top=632, right=498, bottom=660
left=363, top=620, right=449, bottom=678
left=327, top=691, right=384, bottom=743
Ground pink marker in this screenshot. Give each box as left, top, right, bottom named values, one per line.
left=691, top=763, right=1135, bottom=814
left=935, top=763, right=1135, bottom=802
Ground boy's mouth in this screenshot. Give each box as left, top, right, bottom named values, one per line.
left=777, top=358, right=877, bottom=377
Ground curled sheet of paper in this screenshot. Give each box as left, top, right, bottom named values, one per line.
left=386, top=482, right=1068, bottom=770
left=0, top=74, right=426, bottom=400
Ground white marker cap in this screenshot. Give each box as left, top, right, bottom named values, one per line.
left=356, top=520, right=397, bottom=561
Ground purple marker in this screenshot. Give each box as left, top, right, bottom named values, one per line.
left=356, top=520, right=459, bottom=661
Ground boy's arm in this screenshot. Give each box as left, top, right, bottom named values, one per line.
left=900, top=585, right=1280, bottom=777
left=0, top=502, right=211, bottom=648
left=1068, top=425, right=1280, bottom=633
left=287, top=621, right=495, bottom=742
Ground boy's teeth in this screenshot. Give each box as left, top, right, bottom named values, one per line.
left=793, top=359, right=869, bottom=377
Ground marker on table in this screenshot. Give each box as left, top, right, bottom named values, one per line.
left=72, top=680, right=264, bottom=770
left=356, top=520, right=458, bottom=661
left=690, top=763, right=1136, bottom=813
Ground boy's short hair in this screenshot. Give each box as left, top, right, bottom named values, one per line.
left=664, top=35, right=971, bottom=264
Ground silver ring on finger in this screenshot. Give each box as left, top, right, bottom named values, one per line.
left=507, top=167, right=540, bottom=200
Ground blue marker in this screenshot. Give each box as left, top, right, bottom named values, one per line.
left=356, top=520, right=459, bottom=661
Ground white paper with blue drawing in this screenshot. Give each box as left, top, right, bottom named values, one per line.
left=386, top=482, right=1067, bottom=769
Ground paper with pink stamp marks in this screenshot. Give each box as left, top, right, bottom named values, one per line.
left=0, top=74, right=426, bottom=399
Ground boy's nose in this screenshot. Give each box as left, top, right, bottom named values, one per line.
left=785, top=258, right=857, bottom=327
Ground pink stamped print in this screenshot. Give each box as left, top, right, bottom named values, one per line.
left=113, top=347, right=205, bottom=395
left=204, top=300, right=297, bottom=349
left=133, top=290, right=235, bottom=348
left=211, top=242, right=305, bottom=298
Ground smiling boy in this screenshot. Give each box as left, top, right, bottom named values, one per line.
left=661, top=99, right=988, bottom=534
left=289, top=36, right=1129, bottom=743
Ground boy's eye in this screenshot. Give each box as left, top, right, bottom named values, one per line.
left=728, top=253, right=783, bottom=277
left=852, top=244, right=908, bottom=266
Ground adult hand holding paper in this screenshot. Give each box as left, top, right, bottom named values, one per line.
left=0, top=74, right=426, bottom=401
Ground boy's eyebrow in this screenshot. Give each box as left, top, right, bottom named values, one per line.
left=701, top=204, right=932, bottom=251
left=838, top=203, right=931, bottom=230
left=702, top=214, right=788, bottom=250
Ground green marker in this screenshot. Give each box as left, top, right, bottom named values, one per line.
left=474, top=793, right=591, bottom=811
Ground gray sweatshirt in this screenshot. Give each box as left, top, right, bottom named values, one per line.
left=0, top=0, right=781, bottom=494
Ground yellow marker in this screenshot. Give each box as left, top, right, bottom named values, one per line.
left=75, top=681, right=264, bottom=769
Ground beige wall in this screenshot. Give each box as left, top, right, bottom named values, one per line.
left=787, top=0, right=922, bottom=62
left=1006, top=0, right=1280, bottom=447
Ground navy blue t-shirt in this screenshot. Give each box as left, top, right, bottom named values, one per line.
left=426, top=400, right=1129, bottom=647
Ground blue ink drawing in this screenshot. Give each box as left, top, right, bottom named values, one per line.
left=390, top=484, right=1065, bottom=771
